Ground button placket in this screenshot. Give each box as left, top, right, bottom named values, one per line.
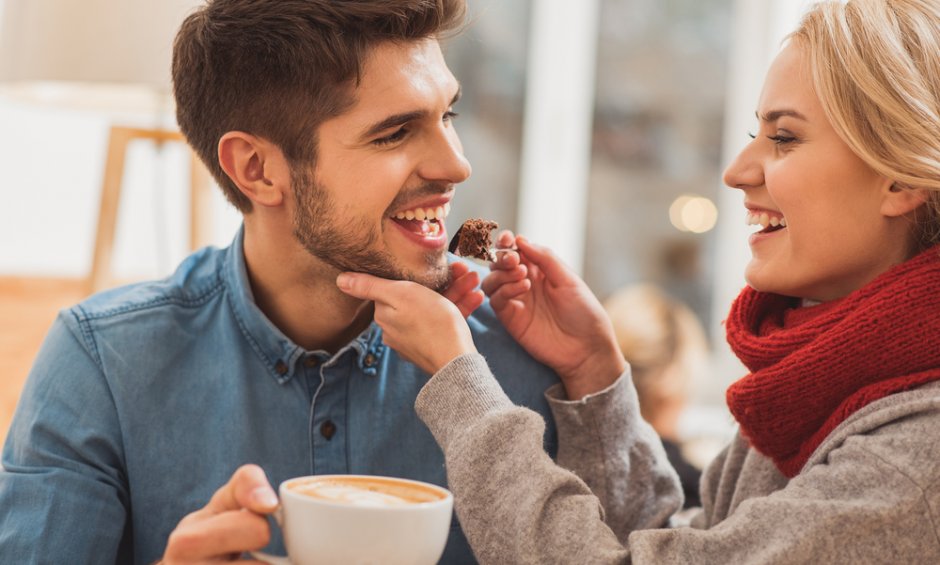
left=309, top=356, right=350, bottom=475
left=319, top=420, right=336, bottom=440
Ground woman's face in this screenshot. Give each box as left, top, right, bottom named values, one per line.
left=723, top=42, right=918, bottom=302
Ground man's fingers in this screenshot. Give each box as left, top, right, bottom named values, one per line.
left=204, top=464, right=278, bottom=516
left=166, top=508, right=272, bottom=559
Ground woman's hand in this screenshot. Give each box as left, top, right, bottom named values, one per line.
left=440, top=261, right=486, bottom=318
left=336, top=264, right=481, bottom=375
left=484, top=232, right=626, bottom=399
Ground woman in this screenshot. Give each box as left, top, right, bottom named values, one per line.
left=337, top=0, right=940, bottom=562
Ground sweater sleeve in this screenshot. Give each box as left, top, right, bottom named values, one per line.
left=419, top=353, right=940, bottom=564
left=545, top=373, right=684, bottom=542
left=415, top=353, right=682, bottom=564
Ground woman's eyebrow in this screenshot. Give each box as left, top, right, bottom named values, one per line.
left=756, top=109, right=808, bottom=122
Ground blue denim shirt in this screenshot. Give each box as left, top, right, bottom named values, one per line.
left=0, top=229, right=559, bottom=564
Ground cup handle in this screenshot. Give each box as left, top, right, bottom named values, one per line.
left=250, top=506, right=289, bottom=563
left=249, top=550, right=291, bottom=564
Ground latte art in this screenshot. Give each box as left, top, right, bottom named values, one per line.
left=289, top=476, right=445, bottom=507
left=298, top=482, right=412, bottom=507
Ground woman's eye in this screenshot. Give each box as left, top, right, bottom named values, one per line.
left=374, top=127, right=408, bottom=146
left=443, top=110, right=459, bottom=122
left=768, top=135, right=797, bottom=145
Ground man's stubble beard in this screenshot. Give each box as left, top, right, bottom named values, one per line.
left=291, top=168, right=450, bottom=291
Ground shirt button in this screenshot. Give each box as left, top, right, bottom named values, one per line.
left=363, top=353, right=376, bottom=368
left=275, top=360, right=288, bottom=375
left=304, top=356, right=319, bottom=368
left=320, top=420, right=337, bottom=440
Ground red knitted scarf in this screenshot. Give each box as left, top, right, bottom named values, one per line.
left=725, top=246, right=940, bottom=478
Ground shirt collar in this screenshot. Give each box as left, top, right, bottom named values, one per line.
left=223, top=226, right=387, bottom=384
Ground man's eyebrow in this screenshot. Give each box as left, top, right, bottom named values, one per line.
left=756, top=109, right=808, bottom=122
left=359, top=87, right=462, bottom=141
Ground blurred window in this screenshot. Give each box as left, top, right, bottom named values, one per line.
left=585, top=0, right=733, bottom=330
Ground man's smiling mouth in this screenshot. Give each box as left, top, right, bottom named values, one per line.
left=392, top=203, right=451, bottom=237
left=746, top=210, right=787, bottom=234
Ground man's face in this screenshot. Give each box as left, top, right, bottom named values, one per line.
left=292, top=39, right=471, bottom=291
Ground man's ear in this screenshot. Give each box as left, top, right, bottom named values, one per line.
left=218, top=132, right=290, bottom=208
left=881, top=181, right=929, bottom=218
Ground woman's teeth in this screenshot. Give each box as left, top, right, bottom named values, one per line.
left=746, top=211, right=787, bottom=229
left=393, top=203, right=451, bottom=222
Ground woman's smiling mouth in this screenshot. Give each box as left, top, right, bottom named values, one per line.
left=746, top=210, right=788, bottom=234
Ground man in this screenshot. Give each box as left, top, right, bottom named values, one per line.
left=0, top=1, right=560, bottom=563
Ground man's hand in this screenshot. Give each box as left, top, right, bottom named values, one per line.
left=336, top=269, right=479, bottom=375
left=483, top=232, right=626, bottom=399
left=160, top=464, right=278, bottom=563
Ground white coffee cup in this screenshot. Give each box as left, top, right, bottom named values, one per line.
left=253, top=474, right=453, bottom=565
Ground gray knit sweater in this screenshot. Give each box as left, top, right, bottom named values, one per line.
left=416, top=353, right=940, bottom=564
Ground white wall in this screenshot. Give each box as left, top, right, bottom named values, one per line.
left=0, top=100, right=240, bottom=280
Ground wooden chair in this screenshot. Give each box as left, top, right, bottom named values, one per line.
left=87, top=126, right=212, bottom=293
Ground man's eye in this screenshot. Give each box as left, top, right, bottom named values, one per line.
left=374, top=128, right=408, bottom=146
left=443, top=110, right=459, bottom=122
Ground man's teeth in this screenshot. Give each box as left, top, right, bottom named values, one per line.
left=746, top=211, right=787, bottom=229
left=393, top=203, right=451, bottom=222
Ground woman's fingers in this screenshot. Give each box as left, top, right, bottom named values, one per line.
left=453, top=289, right=485, bottom=318
left=442, top=268, right=480, bottom=302
left=449, top=260, right=472, bottom=279
left=487, top=278, right=532, bottom=312
left=491, top=249, right=521, bottom=271
left=495, top=229, right=516, bottom=250
left=515, top=236, right=571, bottom=285
left=335, top=272, right=397, bottom=305
left=481, top=264, right=528, bottom=297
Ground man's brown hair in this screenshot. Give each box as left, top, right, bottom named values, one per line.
left=172, top=0, right=468, bottom=212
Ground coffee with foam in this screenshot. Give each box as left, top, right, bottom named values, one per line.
left=255, top=474, right=453, bottom=565
left=288, top=476, right=446, bottom=507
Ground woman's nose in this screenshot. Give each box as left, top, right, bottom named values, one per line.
left=722, top=140, right=763, bottom=191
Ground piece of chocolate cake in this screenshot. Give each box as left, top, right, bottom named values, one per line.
left=449, top=218, right=499, bottom=261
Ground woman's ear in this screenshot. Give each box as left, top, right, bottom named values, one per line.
left=881, top=182, right=929, bottom=217
left=218, top=132, right=290, bottom=208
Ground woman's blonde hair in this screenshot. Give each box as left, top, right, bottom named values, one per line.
left=790, top=0, right=940, bottom=248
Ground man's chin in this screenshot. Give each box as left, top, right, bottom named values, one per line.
left=401, top=262, right=450, bottom=292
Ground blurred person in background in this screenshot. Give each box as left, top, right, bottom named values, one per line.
left=603, top=283, right=706, bottom=508
left=339, top=0, right=940, bottom=561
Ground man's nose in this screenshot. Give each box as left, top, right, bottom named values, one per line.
left=417, top=126, right=472, bottom=185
